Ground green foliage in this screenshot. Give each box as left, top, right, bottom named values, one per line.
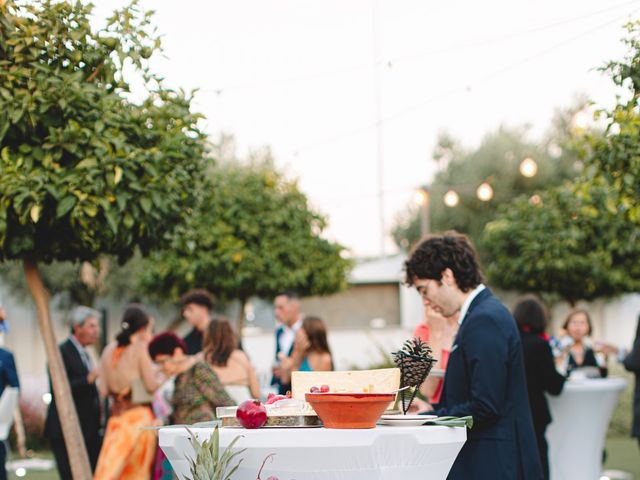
left=0, top=0, right=206, bottom=264
left=481, top=181, right=640, bottom=304
left=138, top=149, right=352, bottom=304
left=392, top=117, right=582, bottom=255
left=586, top=21, right=640, bottom=225
left=185, top=426, right=245, bottom=480
left=480, top=21, right=640, bottom=304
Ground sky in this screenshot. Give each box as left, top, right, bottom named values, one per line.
left=94, top=0, right=639, bottom=257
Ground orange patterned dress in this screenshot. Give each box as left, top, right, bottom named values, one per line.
left=94, top=347, right=157, bottom=479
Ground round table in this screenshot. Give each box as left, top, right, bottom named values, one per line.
left=546, top=377, right=627, bottom=480
left=160, top=424, right=466, bottom=480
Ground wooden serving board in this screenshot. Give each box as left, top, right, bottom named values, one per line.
left=291, top=368, right=401, bottom=400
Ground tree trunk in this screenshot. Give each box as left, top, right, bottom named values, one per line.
left=237, top=298, right=246, bottom=337
left=23, top=258, right=93, bottom=480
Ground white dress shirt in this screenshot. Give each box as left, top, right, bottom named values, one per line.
left=458, top=283, right=486, bottom=326
left=278, top=317, right=303, bottom=355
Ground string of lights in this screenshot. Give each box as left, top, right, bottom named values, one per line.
left=199, top=0, right=640, bottom=95
left=289, top=6, right=640, bottom=157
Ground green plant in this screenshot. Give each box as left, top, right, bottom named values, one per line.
left=138, top=147, right=352, bottom=331
left=0, top=0, right=206, bottom=475
left=185, top=426, right=245, bottom=480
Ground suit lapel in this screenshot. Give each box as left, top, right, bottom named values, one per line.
left=449, top=289, right=493, bottom=356
left=457, top=288, right=492, bottom=333
left=64, top=338, right=88, bottom=375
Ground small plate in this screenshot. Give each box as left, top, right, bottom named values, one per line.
left=378, top=414, right=437, bottom=427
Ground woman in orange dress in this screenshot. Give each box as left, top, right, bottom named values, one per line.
left=94, top=305, right=163, bottom=480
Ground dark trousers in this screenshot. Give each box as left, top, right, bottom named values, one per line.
left=0, top=441, right=7, bottom=480
left=534, top=426, right=549, bottom=480
left=51, top=434, right=101, bottom=479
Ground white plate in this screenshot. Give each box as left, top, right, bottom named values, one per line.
left=378, top=414, right=437, bottom=427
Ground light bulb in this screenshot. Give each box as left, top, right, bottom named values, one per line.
left=476, top=183, right=493, bottom=202
left=519, top=158, right=538, bottom=178
left=443, top=190, right=459, bottom=207
left=413, top=190, right=427, bottom=205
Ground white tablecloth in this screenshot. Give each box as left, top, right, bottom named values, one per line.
left=160, top=424, right=466, bottom=480
left=546, top=377, right=627, bottom=480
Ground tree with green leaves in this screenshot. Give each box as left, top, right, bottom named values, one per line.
left=0, top=1, right=206, bottom=475
left=480, top=21, right=640, bottom=305
left=392, top=111, right=583, bottom=255
left=138, top=146, right=352, bottom=332
left=481, top=181, right=640, bottom=305
left=586, top=20, right=640, bottom=225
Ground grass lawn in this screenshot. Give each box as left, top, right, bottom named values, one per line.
left=605, top=436, right=640, bottom=479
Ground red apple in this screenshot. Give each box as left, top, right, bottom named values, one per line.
left=236, top=400, right=267, bottom=429
left=320, top=384, right=330, bottom=393
left=309, top=386, right=320, bottom=393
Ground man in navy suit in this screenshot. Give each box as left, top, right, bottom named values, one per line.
left=405, top=232, right=543, bottom=479
left=45, top=306, right=102, bottom=479
left=271, top=291, right=303, bottom=394
left=0, top=341, right=19, bottom=480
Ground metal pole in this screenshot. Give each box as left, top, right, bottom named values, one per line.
left=420, top=189, right=430, bottom=237
left=372, top=0, right=385, bottom=255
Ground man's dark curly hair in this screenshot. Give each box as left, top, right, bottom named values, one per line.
left=404, top=231, right=484, bottom=293
left=180, top=289, right=214, bottom=310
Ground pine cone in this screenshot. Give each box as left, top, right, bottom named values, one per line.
left=392, top=338, right=436, bottom=414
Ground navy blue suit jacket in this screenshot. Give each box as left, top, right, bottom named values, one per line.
left=271, top=326, right=295, bottom=395
left=436, top=288, right=543, bottom=479
left=0, top=348, right=19, bottom=398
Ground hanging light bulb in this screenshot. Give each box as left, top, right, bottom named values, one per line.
left=476, top=182, right=493, bottom=202
left=413, top=189, right=428, bottom=205
left=573, top=111, right=590, bottom=130
left=443, top=190, right=459, bottom=207
left=519, top=157, right=538, bottom=178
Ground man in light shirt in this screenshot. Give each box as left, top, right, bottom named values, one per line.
left=271, top=291, right=303, bottom=394
left=405, top=232, right=542, bottom=480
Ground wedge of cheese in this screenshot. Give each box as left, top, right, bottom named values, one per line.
left=291, top=368, right=401, bottom=400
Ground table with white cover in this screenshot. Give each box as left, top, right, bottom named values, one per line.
left=160, top=424, right=466, bottom=480
left=546, top=377, right=627, bottom=480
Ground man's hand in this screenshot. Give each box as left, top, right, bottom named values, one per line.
left=408, top=397, right=433, bottom=413
left=87, top=368, right=99, bottom=384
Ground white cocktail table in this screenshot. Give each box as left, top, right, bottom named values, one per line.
left=546, top=377, right=627, bottom=480
left=160, top=424, right=466, bottom=480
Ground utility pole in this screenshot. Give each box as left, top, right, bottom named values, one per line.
left=372, top=0, right=385, bottom=256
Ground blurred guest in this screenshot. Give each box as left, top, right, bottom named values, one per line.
left=556, top=309, right=606, bottom=376
left=204, top=316, right=261, bottom=403
left=95, top=305, right=162, bottom=480
left=416, top=305, right=458, bottom=406
left=513, top=296, right=565, bottom=480
left=181, top=289, right=215, bottom=355
left=623, top=314, right=640, bottom=450
left=0, top=340, right=18, bottom=480
left=271, top=291, right=303, bottom=394
left=149, top=331, right=234, bottom=424
left=280, top=316, right=333, bottom=384
left=45, top=306, right=102, bottom=479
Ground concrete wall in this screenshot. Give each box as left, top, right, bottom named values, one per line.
left=301, top=283, right=401, bottom=328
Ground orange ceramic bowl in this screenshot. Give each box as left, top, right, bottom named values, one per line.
left=305, top=392, right=396, bottom=429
